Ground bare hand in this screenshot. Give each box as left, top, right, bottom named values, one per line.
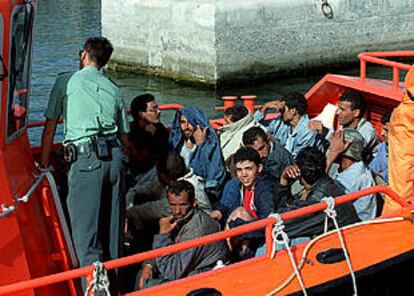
left=308, top=120, right=324, bottom=134
left=280, top=165, right=301, bottom=186
left=159, top=216, right=177, bottom=234
left=138, top=264, right=153, bottom=289
left=193, top=125, right=207, bottom=145
left=329, top=130, right=352, bottom=157
left=260, top=100, right=285, bottom=113
left=210, top=210, right=222, bottom=221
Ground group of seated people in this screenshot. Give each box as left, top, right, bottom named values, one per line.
left=123, top=90, right=391, bottom=290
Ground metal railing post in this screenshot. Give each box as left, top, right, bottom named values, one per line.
left=393, top=66, right=400, bottom=89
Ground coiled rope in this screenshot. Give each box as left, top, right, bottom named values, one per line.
left=270, top=214, right=308, bottom=296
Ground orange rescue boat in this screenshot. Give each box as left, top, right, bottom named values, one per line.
left=1, top=1, right=414, bottom=295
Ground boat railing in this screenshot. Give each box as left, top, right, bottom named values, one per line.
left=0, top=185, right=409, bottom=295
left=27, top=101, right=277, bottom=132
left=0, top=172, right=46, bottom=218
left=358, top=51, right=414, bottom=88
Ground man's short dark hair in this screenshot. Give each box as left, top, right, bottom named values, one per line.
left=233, top=146, right=261, bottom=166
left=167, top=180, right=195, bottom=202
left=282, top=92, right=307, bottom=116
left=157, top=151, right=187, bottom=181
left=224, top=105, right=249, bottom=123
left=296, top=147, right=326, bottom=185
left=381, top=111, right=392, bottom=125
left=242, top=126, right=267, bottom=146
left=83, top=37, right=113, bottom=68
left=130, top=93, right=156, bottom=121
left=339, top=90, right=367, bottom=119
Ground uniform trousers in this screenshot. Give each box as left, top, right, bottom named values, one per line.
left=67, top=145, right=126, bottom=270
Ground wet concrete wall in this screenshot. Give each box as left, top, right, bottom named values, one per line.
left=102, top=0, right=414, bottom=86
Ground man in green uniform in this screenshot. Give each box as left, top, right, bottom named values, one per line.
left=39, top=37, right=129, bottom=289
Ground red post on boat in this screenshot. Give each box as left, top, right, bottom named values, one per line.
left=215, top=96, right=238, bottom=111
left=240, top=95, right=257, bottom=114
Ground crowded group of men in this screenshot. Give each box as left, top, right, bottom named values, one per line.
left=39, top=36, right=410, bottom=293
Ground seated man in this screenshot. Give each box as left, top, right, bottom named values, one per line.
left=369, top=111, right=392, bottom=184
left=219, top=105, right=263, bottom=162
left=169, top=106, right=227, bottom=200
left=211, top=147, right=277, bottom=260
left=211, top=147, right=277, bottom=223
left=326, top=129, right=377, bottom=221
left=310, top=90, right=379, bottom=163
left=127, top=93, right=169, bottom=177
left=256, top=147, right=358, bottom=255
left=253, top=91, right=319, bottom=158
left=242, top=126, right=293, bottom=180
left=127, top=151, right=211, bottom=239
left=138, top=180, right=228, bottom=289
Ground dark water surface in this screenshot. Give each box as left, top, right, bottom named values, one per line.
left=29, top=0, right=395, bottom=143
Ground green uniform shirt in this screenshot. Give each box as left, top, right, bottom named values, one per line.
left=44, top=71, right=73, bottom=121
left=45, top=66, right=129, bottom=144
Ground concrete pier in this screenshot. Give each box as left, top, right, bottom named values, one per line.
left=102, top=0, right=414, bottom=86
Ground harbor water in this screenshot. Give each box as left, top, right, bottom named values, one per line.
left=30, top=0, right=397, bottom=144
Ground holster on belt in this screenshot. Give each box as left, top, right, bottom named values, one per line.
left=63, top=143, right=77, bottom=164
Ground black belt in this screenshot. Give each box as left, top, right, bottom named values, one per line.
left=76, top=138, right=120, bottom=155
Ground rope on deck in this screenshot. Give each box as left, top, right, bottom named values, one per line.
left=266, top=213, right=408, bottom=296
left=322, top=197, right=358, bottom=296
left=270, top=214, right=308, bottom=296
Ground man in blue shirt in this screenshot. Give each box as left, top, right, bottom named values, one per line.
left=326, top=129, right=377, bottom=221
left=253, top=92, right=319, bottom=158
left=369, top=111, right=392, bottom=183
left=242, top=126, right=293, bottom=180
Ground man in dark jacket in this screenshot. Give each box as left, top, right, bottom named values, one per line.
left=127, top=93, right=169, bottom=176
left=138, top=180, right=227, bottom=289
left=210, top=147, right=277, bottom=260
left=242, top=126, right=294, bottom=180
left=169, top=106, right=227, bottom=200
left=210, top=147, right=277, bottom=223
left=276, top=147, right=359, bottom=239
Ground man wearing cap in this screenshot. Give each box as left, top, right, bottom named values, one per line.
left=326, top=129, right=376, bottom=221
left=39, top=37, right=129, bottom=288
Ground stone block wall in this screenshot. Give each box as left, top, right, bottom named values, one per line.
left=102, top=0, right=414, bottom=86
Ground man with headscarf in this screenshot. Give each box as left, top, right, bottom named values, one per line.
left=169, top=106, right=227, bottom=200
left=387, top=67, right=414, bottom=212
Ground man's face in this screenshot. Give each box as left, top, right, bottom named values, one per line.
left=235, top=160, right=261, bottom=188
left=168, top=191, right=194, bottom=221
left=179, top=114, right=194, bottom=139
left=381, top=122, right=390, bottom=143
left=337, top=101, right=358, bottom=126
left=140, top=100, right=160, bottom=124
left=247, top=136, right=270, bottom=159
